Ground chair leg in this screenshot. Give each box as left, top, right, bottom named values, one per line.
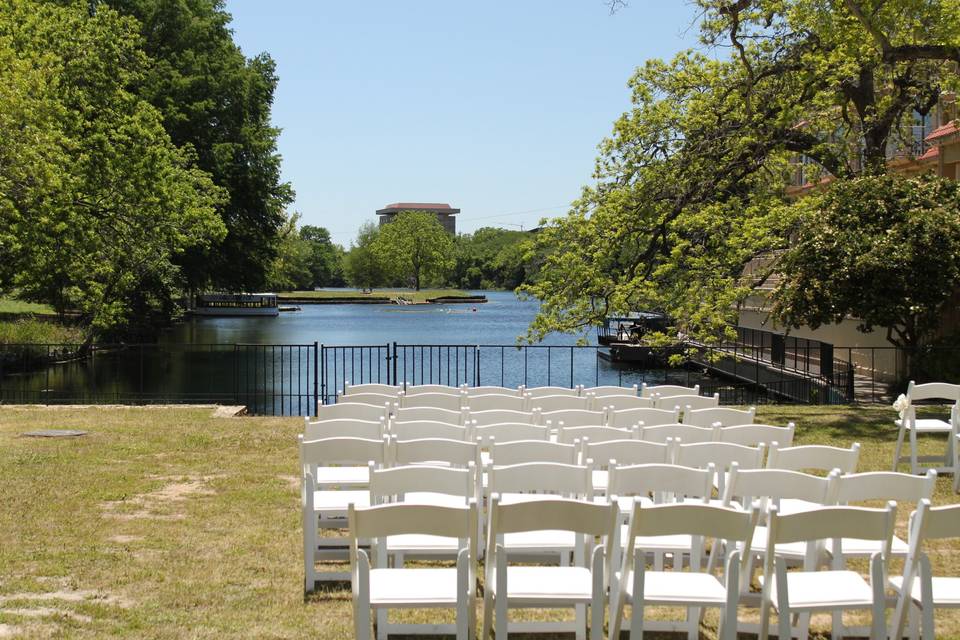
left=629, top=558, right=644, bottom=640
left=687, top=606, right=701, bottom=640
left=893, top=425, right=906, bottom=471
left=375, top=608, right=387, bottom=640
left=910, top=427, right=919, bottom=475
left=495, top=551, right=508, bottom=639
left=776, top=559, right=792, bottom=640
left=575, top=604, right=586, bottom=640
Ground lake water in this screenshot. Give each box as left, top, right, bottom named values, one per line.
left=1, top=291, right=720, bottom=414
left=161, top=291, right=573, bottom=346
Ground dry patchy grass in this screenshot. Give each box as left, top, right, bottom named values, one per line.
left=1, top=404, right=959, bottom=638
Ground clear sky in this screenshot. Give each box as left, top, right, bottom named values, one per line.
left=223, top=1, right=704, bottom=246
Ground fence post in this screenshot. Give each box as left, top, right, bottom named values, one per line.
left=313, top=341, right=319, bottom=415
left=475, top=345, right=480, bottom=387
left=392, top=342, right=398, bottom=388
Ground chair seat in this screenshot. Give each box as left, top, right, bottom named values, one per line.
left=895, top=418, right=953, bottom=433
left=840, top=535, right=909, bottom=558
left=369, top=568, right=460, bottom=606
left=890, top=575, right=960, bottom=607
left=313, top=490, right=369, bottom=514
left=314, top=465, right=369, bottom=487
left=386, top=533, right=460, bottom=553
left=592, top=469, right=608, bottom=492
left=763, top=570, right=874, bottom=611
left=749, top=526, right=822, bottom=560
left=622, top=570, right=728, bottom=606
left=490, top=566, right=594, bottom=604
left=504, top=529, right=577, bottom=551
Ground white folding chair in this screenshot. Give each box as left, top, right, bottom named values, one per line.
left=483, top=496, right=617, bottom=639
left=607, top=461, right=716, bottom=593
left=404, top=384, right=463, bottom=395
left=892, top=381, right=960, bottom=475
left=890, top=500, right=960, bottom=640
left=390, top=420, right=470, bottom=442
left=641, top=383, right=699, bottom=398
left=759, top=503, right=896, bottom=640
left=608, top=406, right=679, bottom=429
left=469, top=408, right=537, bottom=426
left=466, top=385, right=524, bottom=396
left=723, top=466, right=841, bottom=635
left=529, top=395, right=589, bottom=412
left=490, top=440, right=577, bottom=466
left=558, top=425, right=635, bottom=445
left=400, top=392, right=464, bottom=411
left=301, top=435, right=390, bottom=590
left=465, top=394, right=527, bottom=412
left=526, top=385, right=582, bottom=398
left=582, top=384, right=638, bottom=397
left=676, top=441, right=767, bottom=499
left=304, top=417, right=385, bottom=442
left=486, top=462, right=593, bottom=566
left=640, top=423, right=717, bottom=444
left=349, top=502, right=477, bottom=640
left=717, top=423, right=795, bottom=448
left=392, top=406, right=466, bottom=426
left=343, top=382, right=401, bottom=396
left=684, top=406, right=756, bottom=427
left=317, top=401, right=388, bottom=423
left=582, top=439, right=671, bottom=494
left=593, top=394, right=654, bottom=412
left=369, top=463, right=479, bottom=568
left=767, top=443, right=859, bottom=514
left=657, top=393, right=720, bottom=412
left=612, top=502, right=759, bottom=640
left=541, top=408, right=606, bottom=428
left=302, top=418, right=386, bottom=488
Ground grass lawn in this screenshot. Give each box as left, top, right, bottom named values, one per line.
left=2, top=404, right=959, bottom=638
left=278, top=289, right=473, bottom=303
left=0, top=298, right=55, bottom=316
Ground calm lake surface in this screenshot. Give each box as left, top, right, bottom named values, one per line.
left=161, top=291, right=569, bottom=346
left=2, top=291, right=718, bottom=414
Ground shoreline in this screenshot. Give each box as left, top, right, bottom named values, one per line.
left=276, top=293, right=488, bottom=305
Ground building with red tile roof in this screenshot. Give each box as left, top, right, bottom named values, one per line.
left=376, top=202, right=460, bottom=234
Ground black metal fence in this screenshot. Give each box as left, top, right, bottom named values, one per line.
left=1, top=340, right=952, bottom=415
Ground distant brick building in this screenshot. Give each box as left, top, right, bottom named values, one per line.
left=376, top=202, right=460, bottom=234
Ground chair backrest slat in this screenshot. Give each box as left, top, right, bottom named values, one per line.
left=626, top=502, right=758, bottom=540
left=303, top=417, right=384, bottom=440
left=541, top=409, right=606, bottom=428
left=488, top=461, right=591, bottom=496
left=404, top=384, right=463, bottom=396
left=676, top=441, right=765, bottom=471
left=343, top=382, right=401, bottom=396
left=769, top=503, right=896, bottom=544
left=317, top=402, right=388, bottom=422
left=767, top=443, right=860, bottom=474
left=717, top=423, right=794, bottom=447
left=640, top=383, right=699, bottom=398
left=583, top=439, right=670, bottom=467
left=370, top=463, right=474, bottom=499
left=391, top=420, right=469, bottom=442
left=525, top=386, right=581, bottom=398
left=299, top=435, right=388, bottom=466
left=608, top=407, right=679, bottom=429
left=559, top=425, right=634, bottom=445
left=836, top=470, right=936, bottom=504
left=583, top=384, right=638, bottom=398
left=350, top=502, right=474, bottom=539
left=469, top=408, right=536, bottom=426
left=339, top=392, right=397, bottom=406
left=640, top=423, right=715, bottom=444
left=528, top=395, right=589, bottom=412
left=608, top=463, right=714, bottom=500
left=490, top=440, right=577, bottom=465
left=465, top=394, right=526, bottom=413
left=490, top=495, right=615, bottom=536
left=656, top=393, right=720, bottom=411
left=474, top=423, right=549, bottom=446
left=392, top=437, right=478, bottom=467
left=684, top=406, right=756, bottom=427
left=393, top=406, right=465, bottom=425
left=401, top=392, right=464, bottom=411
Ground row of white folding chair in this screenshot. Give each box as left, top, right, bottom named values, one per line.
left=349, top=464, right=932, bottom=640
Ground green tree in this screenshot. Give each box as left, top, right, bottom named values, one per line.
left=451, top=228, right=532, bottom=289
left=344, top=223, right=385, bottom=290
left=772, top=175, right=960, bottom=351
left=522, top=0, right=960, bottom=343
left=374, top=211, right=454, bottom=291
left=0, top=0, right=226, bottom=338
left=265, top=213, right=312, bottom=291
left=98, top=0, right=294, bottom=293
left=301, top=225, right=345, bottom=287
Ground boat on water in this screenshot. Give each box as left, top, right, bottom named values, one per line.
left=192, top=293, right=279, bottom=317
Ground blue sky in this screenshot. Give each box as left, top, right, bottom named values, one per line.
left=224, top=1, right=703, bottom=246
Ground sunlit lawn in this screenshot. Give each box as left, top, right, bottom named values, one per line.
left=2, top=404, right=959, bottom=638
left=0, top=298, right=55, bottom=316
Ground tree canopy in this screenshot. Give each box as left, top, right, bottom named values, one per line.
left=344, top=222, right=384, bottom=291
left=0, top=0, right=226, bottom=338
left=98, top=0, right=294, bottom=293
left=773, top=174, right=960, bottom=350
left=523, top=0, right=960, bottom=344
left=373, top=212, right=454, bottom=291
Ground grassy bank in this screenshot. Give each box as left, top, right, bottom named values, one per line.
left=278, top=288, right=475, bottom=303
left=0, top=318, right=84, bottom=345
left=1, top=405, right=958, bottom=638
left=0, top=298, right=55, bottom=316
